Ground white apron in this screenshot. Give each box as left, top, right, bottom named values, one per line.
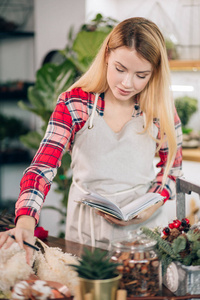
left=65, top=93, right=167, bottom=249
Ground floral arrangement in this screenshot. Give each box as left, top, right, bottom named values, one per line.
left=142, top=218, right=200, bottom=274
left=0, top=242, right=35, bottom=299
left=11, top=280, right=53, bottom=300
left=34, top=239, right=79, bottom=293
left=0, top=238, right=79, bottom=299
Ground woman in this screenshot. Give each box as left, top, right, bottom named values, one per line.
left=0, top=17, right=182, bottom=263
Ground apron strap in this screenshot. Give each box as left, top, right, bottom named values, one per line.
left=90, top=209, right=95, bottom=247
left=88, top=93, right=99, bottom=129
left=78, top=204, right=84, bottom=244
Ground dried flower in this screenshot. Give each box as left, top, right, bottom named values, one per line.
left=11, top=280, right=53, bottom=300
left=0, top=242, right=34, bottom=294
left=34, top=245, right=79, bottom=295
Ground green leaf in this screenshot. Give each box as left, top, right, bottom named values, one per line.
left=172, top=236, right=186, bottom=254
left=20, top=131, right=42, bottom=150
left=192, top=241, right=200, bottom=251
left=72, top=30, right=111, bottom=63
left=141, top=227, right=176, bottom=257
left=183, top=254, right=192, bottom=266
left=175, top=96, right=198, bottom=127
left=197, top=249, right=200, bottom=258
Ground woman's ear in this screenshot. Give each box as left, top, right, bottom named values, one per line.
left=105, top=46, right=109, bottom=64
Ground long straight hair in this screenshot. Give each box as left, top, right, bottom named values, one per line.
left=69, top=17, right=177, bottom=186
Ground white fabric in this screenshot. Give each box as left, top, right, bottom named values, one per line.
left=65, top=93, right=167, bottom=249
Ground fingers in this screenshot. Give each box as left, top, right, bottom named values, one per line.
left=14, top=229, right=35, bottom=265
left=0, top=231, right=8, bottom=247
left=25, top=246, right=34, bottom=266
left=0, top=228, right=35, bottom=266
left=0, top=230, right=15, bottom=249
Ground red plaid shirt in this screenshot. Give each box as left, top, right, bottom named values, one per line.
left=15, top=88, right=182, bottom=223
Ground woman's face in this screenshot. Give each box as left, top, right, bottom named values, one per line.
left=106, top=46, right=152, bottom=103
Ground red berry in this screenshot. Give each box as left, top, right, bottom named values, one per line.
left=183, top=218, right=190, bottom=224
left=173, top=219, right=181, bottom=228
left=163, top=227, right=170, bottom=235
left=181, top=219, right=187, bottom=227
left=169, top=223, right=174, bottom=229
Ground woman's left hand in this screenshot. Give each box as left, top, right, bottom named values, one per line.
left=95, top=200, right=163, bottom=226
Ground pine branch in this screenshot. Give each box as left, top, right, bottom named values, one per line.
left=141, top=227, right=177, bottom=258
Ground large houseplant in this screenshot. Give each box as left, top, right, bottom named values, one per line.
left=175, top=96, right=198, bottom=130
left=69, top=247, right=121, bottom=300
left=175, top=96, right=199, bottom=148
left=18, top=14, right=118, bottom=236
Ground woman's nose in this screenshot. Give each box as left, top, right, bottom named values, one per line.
left=122, top=74, right=133, bottom=88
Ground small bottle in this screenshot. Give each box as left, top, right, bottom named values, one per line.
left=110, top=231, right=162, bottom=297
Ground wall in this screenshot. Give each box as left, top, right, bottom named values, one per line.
left=34, top=0, right=86, bottom=71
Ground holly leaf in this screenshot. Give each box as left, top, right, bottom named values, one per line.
left=192, top=241, right=200, bottom=251
left=183, top=254, right=192, bottom=266
left=187, top=230, right=200, bottom=242
left=197, top=249, right=200, bottom=258
left=172, top=236, right=186, bottom=254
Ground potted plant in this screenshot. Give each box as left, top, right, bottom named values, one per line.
left=175, top=96, right=198, bottom=130
left=175, top=96, right=199, bottom=148
left=142, top=220, right=200, bottom=296
left=69, top=247, right=122, bottom=300
left=165, top=38, right=179, bottom=60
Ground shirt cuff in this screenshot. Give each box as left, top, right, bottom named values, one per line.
left=159, top=189, right=170, bottom=203
left=15, top=208, right=39, bottom=225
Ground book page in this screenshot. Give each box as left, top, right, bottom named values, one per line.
left=81, top=192, right=164, bottom=221
left=121, top=193, right=164, bottom=220
left=81, top=192, right=123, bottom=217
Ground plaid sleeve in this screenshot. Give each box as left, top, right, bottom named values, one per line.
left=15, top=88, right=90, bottom=224
left=148, top=107, right=183, bottom=200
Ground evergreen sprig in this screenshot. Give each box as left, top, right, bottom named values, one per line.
left=141, top=227, right=200, bottom=273
left=69, top=247, right=121, bottom=280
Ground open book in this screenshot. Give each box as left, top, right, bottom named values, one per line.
left=80, top=192, right=164, bottom=221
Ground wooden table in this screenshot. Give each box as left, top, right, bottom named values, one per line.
left=44, top=236, right=200, bottom=300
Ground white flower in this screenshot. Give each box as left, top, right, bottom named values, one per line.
left=11, top=280, right=53, bottom=300
left=0, top=243, right=34, bottom=293
left=34, top=247, right=79, bottom=295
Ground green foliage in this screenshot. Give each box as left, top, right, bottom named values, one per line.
left=165, top=38, right=179, bottom=60
left=0, top=113, right=29, bottom=141
left=141, top=227, right=176, bottom=258
left=175, top=96, right=198, bottom=127
left=69, top=247, right=120, bottom=280
left=141, top=227, right=200, bottom=274
left=171, top=236, right=186, bottom=255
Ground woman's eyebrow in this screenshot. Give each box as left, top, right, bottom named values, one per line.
left=137, top=70, right=151, bottom=73
left=115, top=61, right=126, bottom=68
left=115, top=61, right=151, bottom=73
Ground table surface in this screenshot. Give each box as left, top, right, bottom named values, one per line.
left=44, top=236, right=200, bottom=300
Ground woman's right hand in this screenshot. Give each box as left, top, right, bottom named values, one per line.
left=0, top=215, right=36, bottom=265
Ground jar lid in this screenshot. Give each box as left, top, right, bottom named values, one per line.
left=111, top=231, right=157, bottom=251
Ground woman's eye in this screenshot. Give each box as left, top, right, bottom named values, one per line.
left=116, top=67, right=124, bottom=72
left=137, top=74, right=146, bottom=79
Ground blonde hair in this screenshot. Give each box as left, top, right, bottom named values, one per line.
left=69, top=17, right=177, bottom=187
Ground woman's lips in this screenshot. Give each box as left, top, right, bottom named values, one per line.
left=117, top=87, right=132, bottom=96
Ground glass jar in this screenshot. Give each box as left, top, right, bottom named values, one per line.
left=110, top=231, right=162, bottom=297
